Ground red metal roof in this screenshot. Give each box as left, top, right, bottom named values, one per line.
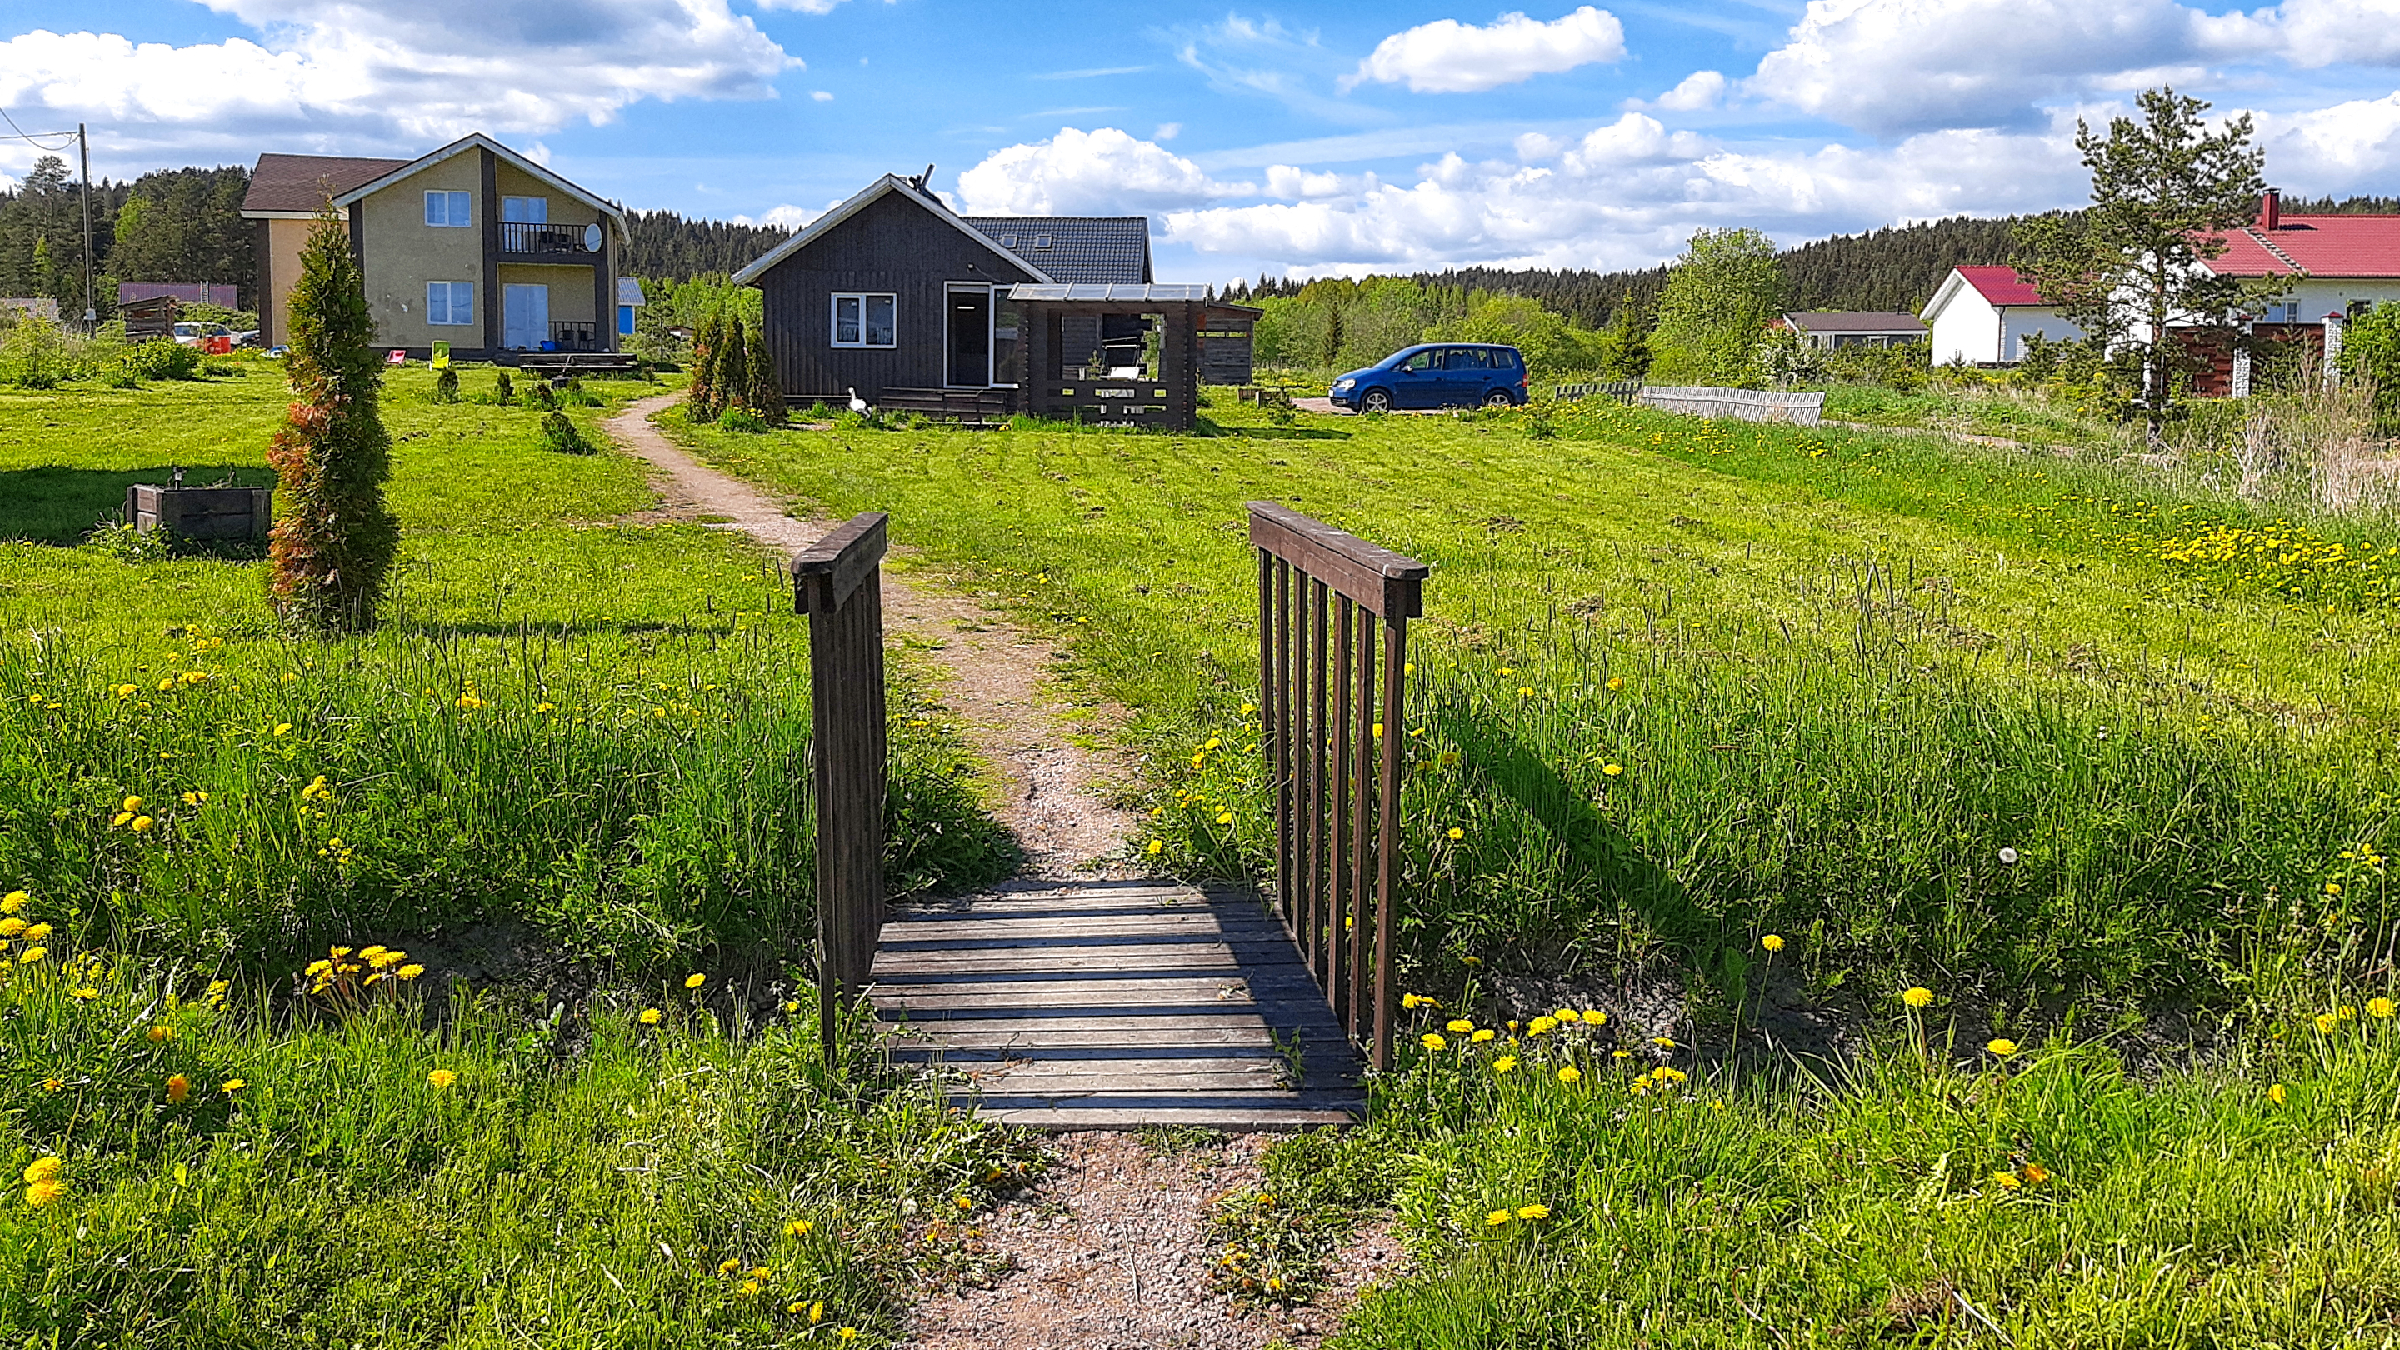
left=2203, top=215, right=2400, bottom=278
left=1953, top=265, right=2049, bottom=306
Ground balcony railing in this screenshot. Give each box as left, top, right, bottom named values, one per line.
left=550, top=321, right=604, bottom=352
left=500, top=221, right=597, bottom=255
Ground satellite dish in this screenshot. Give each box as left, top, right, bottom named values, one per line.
left=583, top=223, right=602, bottom=252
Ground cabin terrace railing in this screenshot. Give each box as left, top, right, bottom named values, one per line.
left=1249, top=502, right=1429, bottom=1071
left=794, top=512, right=890, bottom=1065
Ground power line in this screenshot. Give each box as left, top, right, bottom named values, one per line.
left=0, top=105, right=78, bottom=151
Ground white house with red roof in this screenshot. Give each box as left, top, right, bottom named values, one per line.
left=1920, top=265, right=2084, bottom=365
left=1922, top=192, right=2400, bottom=383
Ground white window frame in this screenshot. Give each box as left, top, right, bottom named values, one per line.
left=501, top=195, right=549, bottom=223
left=831, top=292, right=897, bottom=348
left=426, top=281, right=475, bottom=327
left=424, top=191, right=473, bottom=228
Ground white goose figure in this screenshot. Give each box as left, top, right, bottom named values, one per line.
left=846, top=386, right=871, bottom=414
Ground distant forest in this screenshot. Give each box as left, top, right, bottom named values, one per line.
left=0, top=156, right=251, bottom=313
left=623, top=209, right=792, bottom=281
left=1229, top=212, right=2090, bottom=323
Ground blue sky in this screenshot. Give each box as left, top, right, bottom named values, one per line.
left=9, top=0, right=2400, bottom=282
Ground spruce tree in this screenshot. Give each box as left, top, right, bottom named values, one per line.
left=719, top=316, right=750, bottom=412
left=688, top=307, right=723, bottom=422
left=744, top=318, right=785, bottom=424
left=265, top=209, right=398, bottom=632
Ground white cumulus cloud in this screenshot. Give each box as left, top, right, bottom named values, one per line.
left=0, top=1, right=793, bottom=171
left=1646, top=70, right=1725, bottom=112
left=954, top=126, right=1254, bottom=215
left=1341, top=7, right=1626, bottom=94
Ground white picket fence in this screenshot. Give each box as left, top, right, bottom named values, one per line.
left=1633, top=386, right=1826, bottom=427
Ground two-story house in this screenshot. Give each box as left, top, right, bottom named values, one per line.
left=242, top=133, right=628, bottom=361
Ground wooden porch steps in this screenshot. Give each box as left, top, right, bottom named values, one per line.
left=870, top=879, right=1367, bottom=1131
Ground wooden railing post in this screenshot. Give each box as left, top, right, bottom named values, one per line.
left=1246, top=503, right=1427, bottom=1071
left=794, top=512, right=890, bottom=1070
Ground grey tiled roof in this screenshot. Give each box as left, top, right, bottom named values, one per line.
left=962, top=216, right=1151, bottom=285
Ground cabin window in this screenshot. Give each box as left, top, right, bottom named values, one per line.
left=426, top=281, right=475, bottom=326
left=2264, top=300, right=2301, bottom=323
left=423, top=191, right=473, bottom=227
left=831, top=293, right=897, bottom=348
left=502, top=196, right=549, bottom=223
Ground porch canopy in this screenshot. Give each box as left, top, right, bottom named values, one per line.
left=1006, top=283, right=1258, bottom=431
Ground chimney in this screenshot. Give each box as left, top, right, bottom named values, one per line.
left=2260, top=188, right=2281, bottom=231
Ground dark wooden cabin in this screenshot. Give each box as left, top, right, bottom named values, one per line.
left=734, top=175, right=1051, bottom=409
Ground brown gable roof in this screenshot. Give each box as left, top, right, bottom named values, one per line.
left=241, top=154, right=413, bottom=214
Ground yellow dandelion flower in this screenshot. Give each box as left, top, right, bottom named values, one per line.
left=273, top=723, right=292, bottom=736
left=2021, top=1163, right=2051, bottom=1185
left=639, top=1008, right=663, bottom=1025
left=24, top=1178, right=63, bottom=1208
left=121, top=796, right=142, bottom=814
left=1493, top=1056, right=1517, bottom=1073
left=397, top=964, right=425, bottom=980
left=1606, top=677, right=1624, bottom=691
left=0, top=891, right=24, bottom=915
left=809, top=1302, right=825, bottom=1324
left=1471, top=1029, right=1495, bottom=1043
left=1528, top=1016, right=1557, bottom=1035
left=837, top=1328, right=858, bottom=1342
left=1652, top=1036, right=1676, bottom=1049
left=783, top=1220, right=813, bottom=1237
left=1147, top=839, right=1164, bottom=855
left=718, top=1258, right=741, bottom=1275
left=1991, top=1171, right=2022, bottom=1191
left=1485, top=1209, right=1513, bottom=1227
left=145, top=1025, right=174, bottom=1044
left=19, top=947, right=46, bottom=964
left=737, top=1279, right=760, bottom=1296
left=1581, top=1010, right=1606, bottom=1026
left=2369, top=997, right=2395, bottom=1019
left=1516, top=1204, right=1549, bottom=1220
left=2314, top=1013, right=2337, bottom=1034
left=2268, top=1082, right=2288, bottom=1105
left=1420, top=1033, right=1446, bottom=1051
left=684, top=973, right=706, bottom=989
left=1556, top=1066, right=1581, bottom=1084
left=22, top=923, right=49, bottom=943
left=1902, top=986, right=1933, bottom=1008
left=1444, top=826, right=1463, bottom=841
left=220, top=1079, right=245, bottom=1094
left=167, top=1074, right=190, bottom=1104
left=0, top=918, right=24, bottom=938
left=1601, top=763, right=1623, bottom=777
left=1446, top=1019, right=1473, bottom=1034
left=1760, top=934, right=1784, bottom=953
left=1986, top=1039, right=2018, bottom=1057
left=751, top=1267, right=772, bottom=1280
left=428, top=1069, right=458, bottom=1089
left=22, top=1157, right=60, bottom=1184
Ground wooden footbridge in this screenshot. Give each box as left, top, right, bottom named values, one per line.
left=796, top=505, right=1425, bottom=1130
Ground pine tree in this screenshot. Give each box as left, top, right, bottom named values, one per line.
left=2017, top=88, right=2274, bottom=437
left=744, top=318, right=785, bottom=424
left=265, top=210, right=398, bottom=633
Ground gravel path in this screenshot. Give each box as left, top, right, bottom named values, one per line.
left=600, top=394, right=1400, bottom=1347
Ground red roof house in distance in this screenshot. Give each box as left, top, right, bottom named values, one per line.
left=1920, top=265, right=2083, bottom=365
left=2198, top=190, right=2400, bottom=321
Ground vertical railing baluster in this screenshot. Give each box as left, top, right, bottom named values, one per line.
left=1330, top=594, right=1354, bottom=1034
left=1308, top=577, right=1330, bottom=976
left=1374, top=617, right=1407, bottom=1071
left=1350, top=606, right=1375, bottom=1041
left=1272, top=557, right=1292, bottom=931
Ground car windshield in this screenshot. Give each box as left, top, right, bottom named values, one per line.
left=173, top=323, right=198, bottom=336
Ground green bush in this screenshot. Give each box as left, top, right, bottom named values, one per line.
left=432, top=366, right=459, bottom=403
left=118, top=339, right=201, bottom=383
left=538, top=409, right=592, bottom=454
left=0, top=316, right=71, bottom=388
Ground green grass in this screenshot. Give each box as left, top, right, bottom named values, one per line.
left=1, top=361, right=1028, bottom=1348
left=0, top=359, right=1012, bottom=965
left=1302, top=994, right=2400, bottom=1348
left=664, top=393, right=2399, bottom=1016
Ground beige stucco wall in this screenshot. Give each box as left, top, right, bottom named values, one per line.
left=260, top=216, right=325, bottom=347
left=355, top=150, right=485, bottom=350
left=497, top=264, right=600, bottom=324
left=494, top=162, right=603, bottom=230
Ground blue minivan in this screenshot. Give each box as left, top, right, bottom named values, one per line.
left=1329, top=343, right=1527, bottom=412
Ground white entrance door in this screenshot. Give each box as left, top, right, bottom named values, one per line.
left=503, top=284, right=548, bottom=349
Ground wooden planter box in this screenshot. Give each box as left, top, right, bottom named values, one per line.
left=124, top=484, right=274, bottom=541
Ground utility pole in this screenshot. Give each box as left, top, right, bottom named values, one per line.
left=79, top=123, right=95, bottom=331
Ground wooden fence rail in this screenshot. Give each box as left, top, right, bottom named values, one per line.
left=1249, top=502, right=1429, bottom=1071
left=794, top=511, right=890, bottom=1066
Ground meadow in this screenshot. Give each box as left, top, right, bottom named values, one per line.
left=0, top=358, right=1025, bottom=1344
left=665, top=391, right=2400, bottom=1345
left=670, top=394, right=2399, bottom=1021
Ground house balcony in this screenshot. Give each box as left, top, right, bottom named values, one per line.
left=550, top=321, right=607, bottom=353
left=499, top=221, right=604, bottom=259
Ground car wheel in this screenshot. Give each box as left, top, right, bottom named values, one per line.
left=1483, top=389, right=1514, bottom=409
left=1361, top=388, right=1393, bottom=414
